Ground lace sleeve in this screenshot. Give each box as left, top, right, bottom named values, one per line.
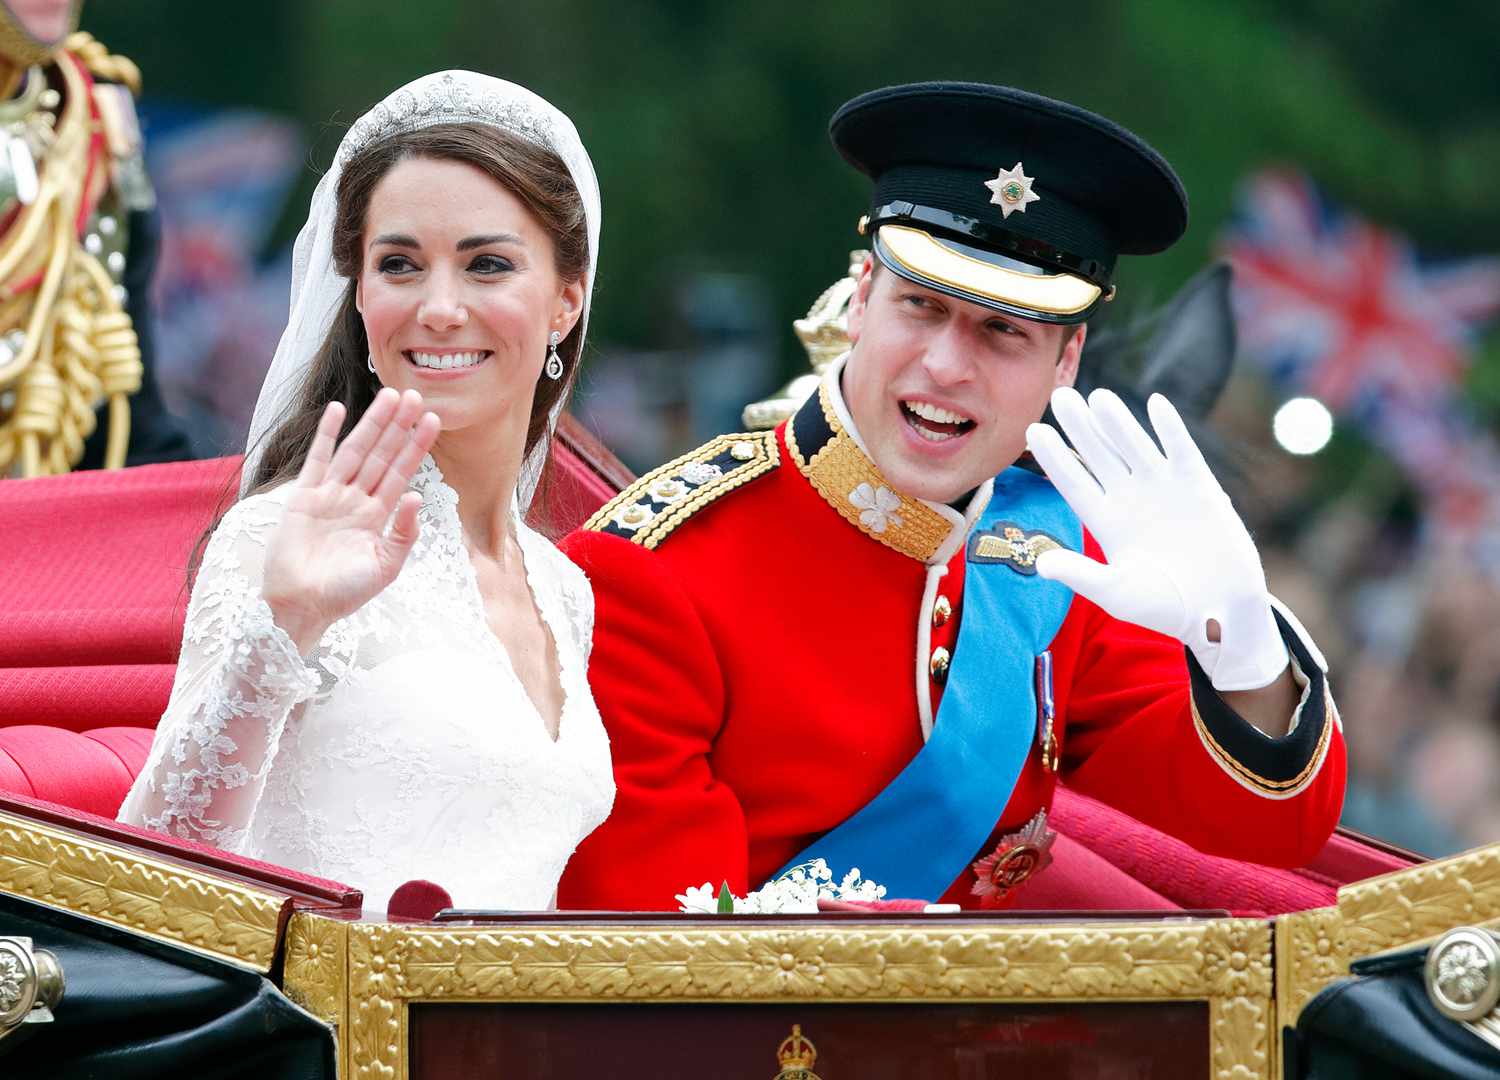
left=117, top=493, right=321, bottom=850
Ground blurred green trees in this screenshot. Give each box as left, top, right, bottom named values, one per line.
left=87, top=0, right=1500, bottom=379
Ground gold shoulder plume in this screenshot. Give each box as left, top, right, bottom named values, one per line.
left=65, top=32, right=141, bottom=95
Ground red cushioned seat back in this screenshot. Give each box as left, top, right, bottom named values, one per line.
left=0, top=726, right=156, bottom=817
left=0, top=456, right=235, bottom=711
left=1013, top=786, right=1420, bottom=916
left=0, top=455, right=235, bottom=811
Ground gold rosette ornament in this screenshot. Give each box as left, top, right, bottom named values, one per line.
left=0, top=27, right=143, bottom=476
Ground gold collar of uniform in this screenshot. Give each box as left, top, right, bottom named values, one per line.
left=785, top=382, right=954, bottom=563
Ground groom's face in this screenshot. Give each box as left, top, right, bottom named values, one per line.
left=843, top=256, right=1084, bottom=504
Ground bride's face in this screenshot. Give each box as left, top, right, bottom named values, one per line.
left=356, top=156, right=583, bottom=444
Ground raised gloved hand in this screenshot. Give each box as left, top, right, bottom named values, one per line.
left=1025, top=387, right=1287, bottom=692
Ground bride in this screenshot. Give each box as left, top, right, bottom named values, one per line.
left=117, top=71, right=613, bottom=912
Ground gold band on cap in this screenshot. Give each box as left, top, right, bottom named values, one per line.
left=878, top=224, right=1102, bottom=317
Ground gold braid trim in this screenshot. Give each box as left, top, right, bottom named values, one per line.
left=64, top=32, right=140, bottom=95
left=583, top=430, right=779, bottom=549
left=0, top=49, right=140, bottom=476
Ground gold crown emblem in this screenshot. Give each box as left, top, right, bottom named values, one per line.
left=774, top=1024, right=821, bottom=1079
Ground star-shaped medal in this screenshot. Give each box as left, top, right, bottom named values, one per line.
left=984, top=162, right=1041, bottom=219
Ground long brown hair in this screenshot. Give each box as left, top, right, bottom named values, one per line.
left=247, top=122, right=589, bottom=497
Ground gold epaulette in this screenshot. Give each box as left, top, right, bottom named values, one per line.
left=584, top=430, right=779, bottom=549
left=65, top=32, right=140, bottom=95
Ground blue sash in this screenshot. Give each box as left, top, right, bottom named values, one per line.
left=778, top=467, right=1080, bottom=900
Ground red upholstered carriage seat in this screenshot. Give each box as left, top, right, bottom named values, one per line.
left=0, top=455, right=234, bottom=815
left=1014, top=788, right=1413, bottom=916
left=0, top=417, right=1416, bottom=913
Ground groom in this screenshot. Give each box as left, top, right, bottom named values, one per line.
left=558, top=82, right=1345, bottom=910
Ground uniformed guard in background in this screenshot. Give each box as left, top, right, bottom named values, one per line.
left=559, top=82, right=1347, bottom=911
left=0, top=0, right=188, bottom=476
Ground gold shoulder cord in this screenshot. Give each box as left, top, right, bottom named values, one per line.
left=0, top=36, right=141, bottom=476
left=65, top=32, right=139, bottom=95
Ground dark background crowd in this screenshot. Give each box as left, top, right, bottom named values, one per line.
left=84, top=0, right=1500, bottom=857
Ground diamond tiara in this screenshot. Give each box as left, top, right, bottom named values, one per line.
left=337, top=71, right=561, bottom=166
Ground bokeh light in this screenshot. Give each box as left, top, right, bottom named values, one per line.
left=1272, top=397, right=1335, bottom=456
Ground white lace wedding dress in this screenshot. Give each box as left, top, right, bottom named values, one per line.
left=117, top=457, right=614, bottom=913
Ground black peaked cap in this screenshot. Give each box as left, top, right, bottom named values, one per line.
left=831, top=82, right=1189, bottom=279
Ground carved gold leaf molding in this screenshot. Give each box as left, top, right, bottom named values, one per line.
left=285, top=913, right=350, bottom=1079
left=0, top=811, right=284, bottom=971
left=343, top=918, right=1272, bottom=1080
left=1339, top=844, right=1500, bottom=956
left=1276, top=906, right=1349, bottom=1028
left=285, top=913, right=348, bottom=1026
left=1277, top=841, right=1500, bottom=1034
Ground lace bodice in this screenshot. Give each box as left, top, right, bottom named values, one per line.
left=117, top=457, right=614, bottom=913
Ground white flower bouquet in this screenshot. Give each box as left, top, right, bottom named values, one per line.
left=675, top=859, right=888, bottom=914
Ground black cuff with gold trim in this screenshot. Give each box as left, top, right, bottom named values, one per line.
left=1187, top=609, right=1333, bottom=798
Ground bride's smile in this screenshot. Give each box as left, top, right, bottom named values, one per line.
left=404, top=349, right=490, bottom=372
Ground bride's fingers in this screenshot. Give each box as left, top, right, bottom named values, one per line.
left=298, top=401, right=346, bottom=487
left=326, top=387, right=399, bottom=485
left=412, top=409, right=440, bottom=454
left=372, top=412, right=441, bottom=512
left=383, top=491, right=423, bottom=561
left=353, top=390, right=425, bottom=494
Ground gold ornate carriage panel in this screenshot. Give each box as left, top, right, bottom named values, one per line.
left=284, top=912, right=1275, bottom=1079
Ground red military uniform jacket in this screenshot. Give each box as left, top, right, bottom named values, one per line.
left=558, top=378, right=1345, bottom=911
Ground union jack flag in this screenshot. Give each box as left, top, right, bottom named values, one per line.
left=1221, top=169, right=1500, bottom=537
left=1223, top=169, right=1500, bottom=412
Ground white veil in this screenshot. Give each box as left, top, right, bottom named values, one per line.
left=241, top=70, right=602, bottom=509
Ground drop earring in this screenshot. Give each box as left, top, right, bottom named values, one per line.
left=544, top=331, right=564, bottom=380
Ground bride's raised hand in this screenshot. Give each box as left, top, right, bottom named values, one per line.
left=262, top=387, right=442, bottom=654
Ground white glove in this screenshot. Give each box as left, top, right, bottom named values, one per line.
left=1025, top=387, right=1288, bottom=692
